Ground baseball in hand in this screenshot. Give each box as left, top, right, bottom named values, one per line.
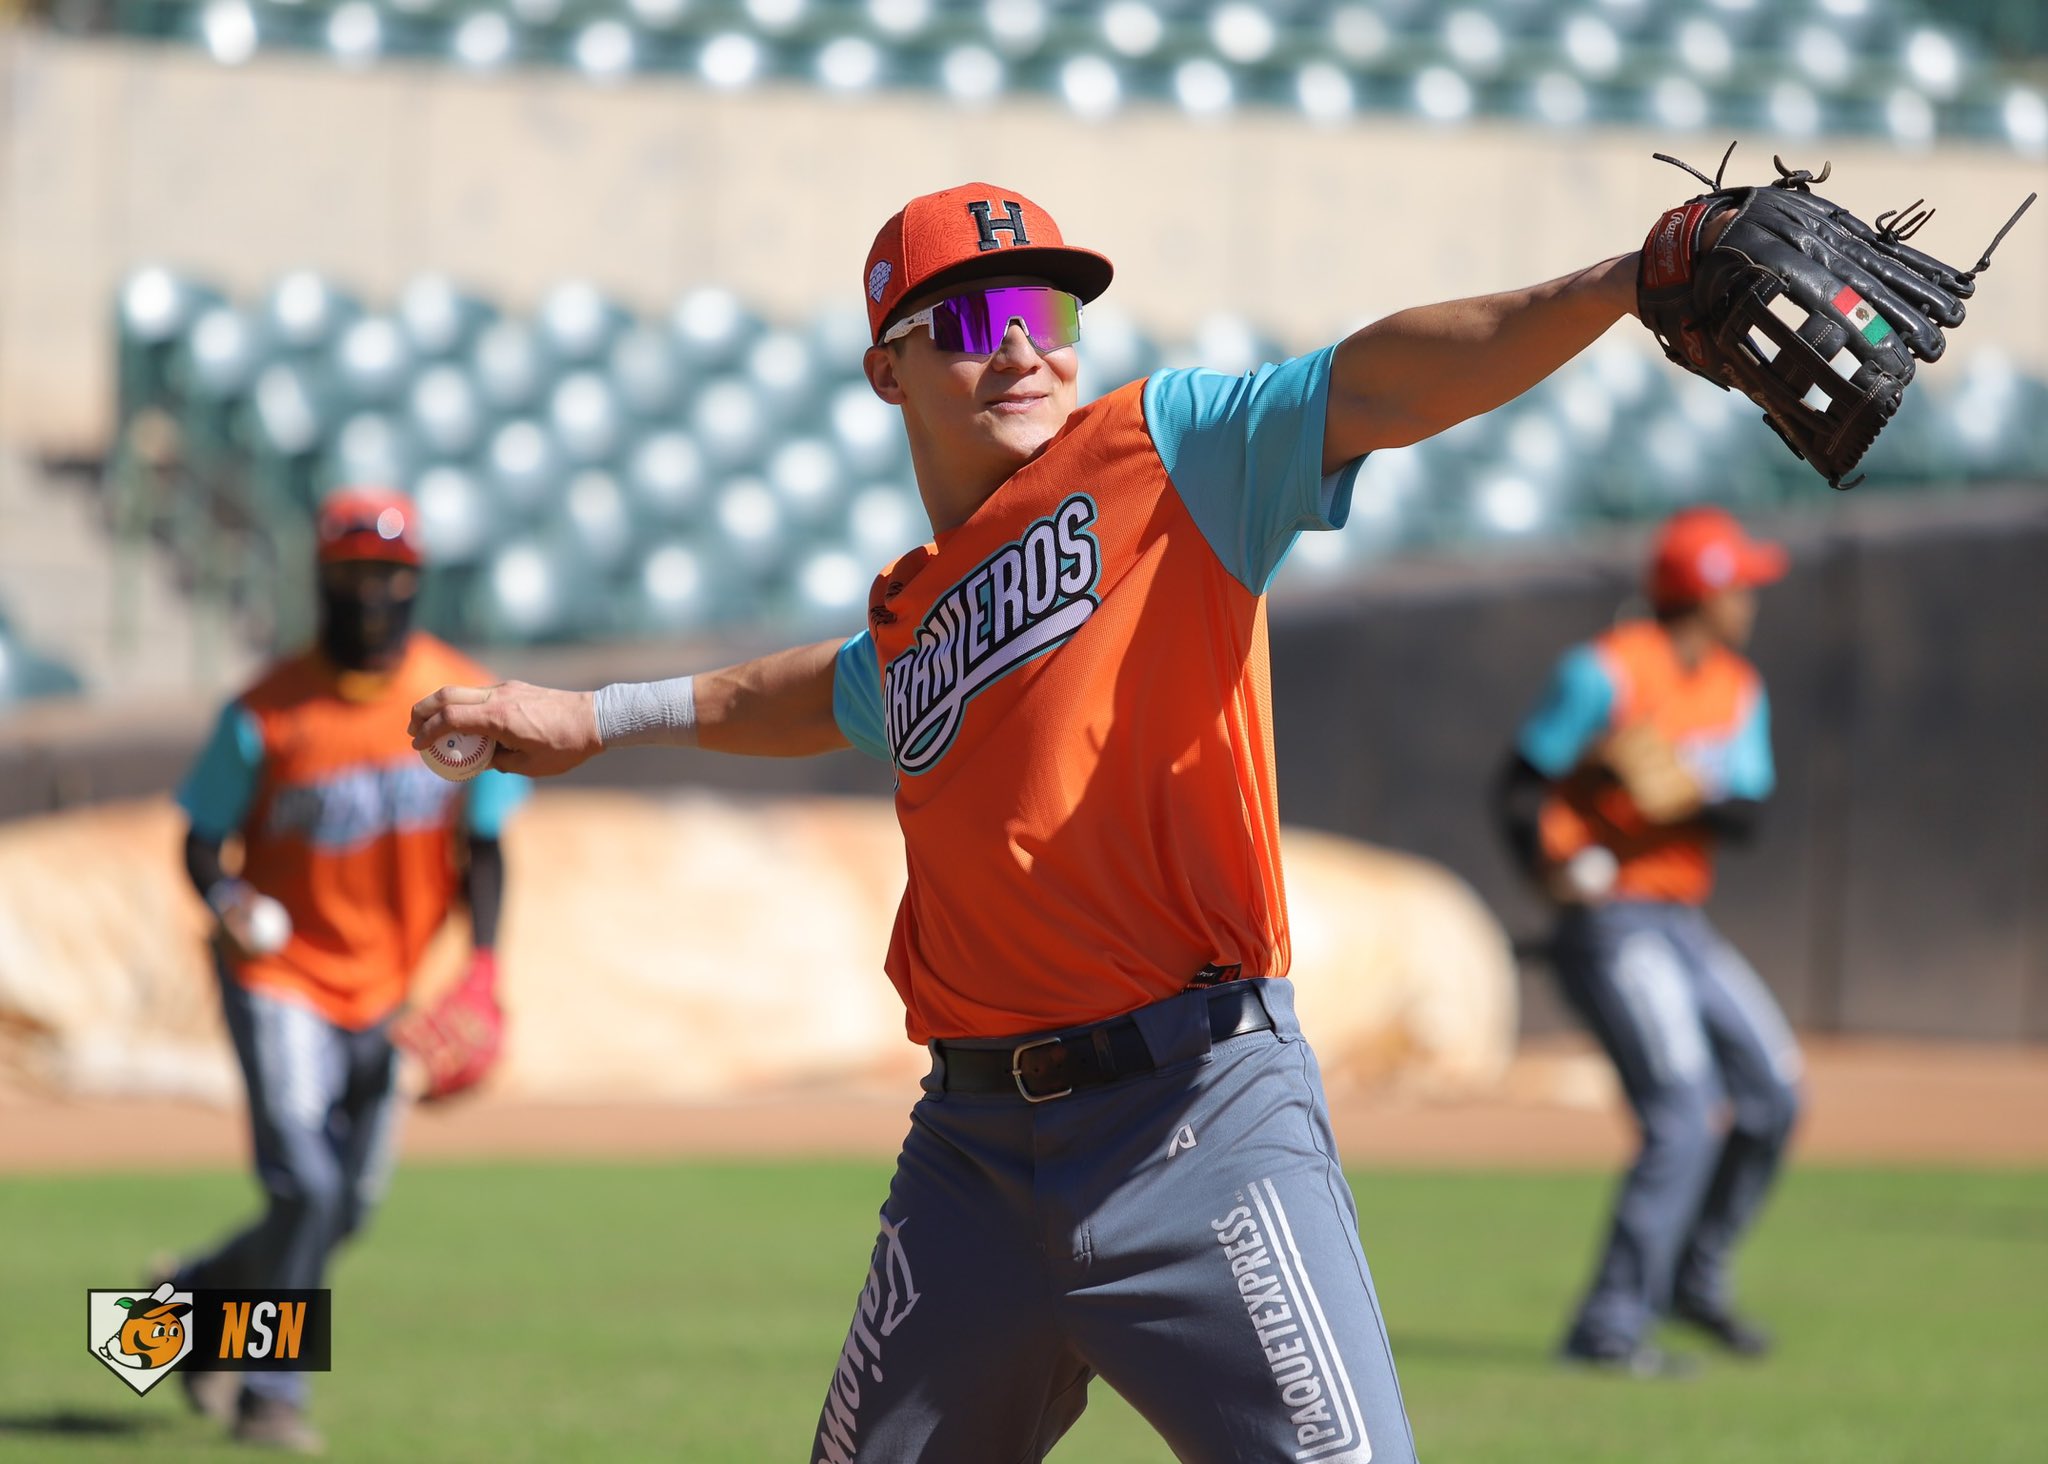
left=422, top=730, right=495, bottom=782
left=227, top=893, right=293, bottom=956
left=1562, top=846, right=1619, bottom=900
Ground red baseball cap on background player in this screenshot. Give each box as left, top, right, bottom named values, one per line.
left=314, top=486, right=425, bottom=679
left=1648, top=506, right=1787, bottom=611
left=863, top=182, right=1115, bottom=343
left=316, top=486, right=425, bottom=567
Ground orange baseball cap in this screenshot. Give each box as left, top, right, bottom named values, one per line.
left=863, top=182, right=1115, bottom=342
left=1648, top=506, right=1787, bottom=609
left=316, top=486, right=424, bottom=567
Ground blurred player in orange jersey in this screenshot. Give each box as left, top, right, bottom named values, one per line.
left=1494, top=507, right=1803, bottom=1377
left=166, top=488, right=528, bottom=1451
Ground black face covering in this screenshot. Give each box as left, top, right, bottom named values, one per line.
left=317, top=575, right=418, bottom=671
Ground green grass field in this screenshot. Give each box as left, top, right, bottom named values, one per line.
left=2, top=1163, right=2043, bottom=1462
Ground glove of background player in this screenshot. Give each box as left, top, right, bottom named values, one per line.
left=392, top=949, right=504, bottom=1102
left=1637, top=144, right=2032, bottom=488
left=1598, top=724, right=1703, bottom=826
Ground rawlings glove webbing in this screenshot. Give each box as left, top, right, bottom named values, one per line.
left=1638, top=144, right=2033, bottom=489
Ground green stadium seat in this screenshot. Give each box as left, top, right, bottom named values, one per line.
left=178, top=0, right=264, bottom=66
left=706, top=474, right=785, bottom=581
left=842, top=479, right=926, bottom=566
left=472, top=536, right=582, bottom=642
left=745, top=329, right=823, bottom=426
left=333, top=314, right=416, bottom=407
left=828, top=381, right=909, bottom=477
left=766, top=436, right=846, bottom=534
left=265, top=271, right=361, bottom=357
left=626, top=538, right=725, bottom=634
left=1933, top=353, right=2048, bottom=480
left=608, top=323, right=690, bottom=422
left=935, top=42, right=1008, bottom=105
left=625, top=427, right=710, bottom=523
left=319, top=410, right=420, bottom=495
left=412, top=462, right=498, bottom=565
left=399, top=274, right=499, bottom=361
left=470, top=318, right=556, bottom=415
left=785, top=544, right=871, bottom=628
left=448, top=9, right=520, bottom=70
left=408, top=363, right=490, bottom=460
left=244, top=358, right=339, bottom=464
left=691, top=375, right=770, bottom=470
left=538, top=279, right=629, bottom=365
left=483, top=416, right=563, bottom=518
left=805, top=303, right=875, bottom=378
left=551, top=467, right=636, bottom=574
left=118, top=268, right=225, bottom=418
left=548, top=369, right=626, bottom=465
left=670, top=287, right=759, bottom=374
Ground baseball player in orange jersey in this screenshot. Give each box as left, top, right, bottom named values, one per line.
left=1493, top=507, right=1802, bottom=1378
left=412, top=183, right=1650, bottom=1460
left=170, top=488, right=528, bottom=1451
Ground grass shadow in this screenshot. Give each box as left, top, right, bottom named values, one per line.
left=1386, top=1331, right=1554, bottom=1370
left=0, top=1408, right=169, bottom=1438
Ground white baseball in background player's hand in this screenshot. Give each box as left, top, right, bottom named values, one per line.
left=421, top=730, right=496, bottom=782
left=1560, top=846, right=1619, bottom=901
left=218, top=889, right=293, bottom=956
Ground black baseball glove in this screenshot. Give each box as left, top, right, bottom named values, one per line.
left=1637, top=143, right=2033, bottom=488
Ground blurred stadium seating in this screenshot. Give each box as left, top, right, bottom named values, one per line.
left=37, top=0, right=2048, bottom=152
left=110, top=264, right=2048, bottom=648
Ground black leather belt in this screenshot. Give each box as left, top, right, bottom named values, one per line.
left=935, top=983, right=1273, bottom=1102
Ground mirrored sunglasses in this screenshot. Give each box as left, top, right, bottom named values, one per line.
left=881, top=286, right=1083, bottom=357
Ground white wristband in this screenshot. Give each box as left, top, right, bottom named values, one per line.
left=592, top=676, right=698, bottom=748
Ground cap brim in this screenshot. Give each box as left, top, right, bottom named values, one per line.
left=880, top=246, right=1115, bottom=339
left=1738, top=542, right=1789, bottom=588
left=319, top=539, right=423, bottom=568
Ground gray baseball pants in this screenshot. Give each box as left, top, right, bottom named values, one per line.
left=176, top=956, right=402, bottom=1404
left=810, top=978, right=1416, bottom=1463
left=1552, top=901, right=1803, bottom=1353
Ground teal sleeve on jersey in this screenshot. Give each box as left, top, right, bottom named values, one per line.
left=1143, top=345, right=1365, bottom=594
left=1719, top=689, right=1776, bottom=802
left=833, top=631, right=889, bottom=762
left=464, top=769, right=532, bottom=838
left=177, top=702, right=265, bottom=840
left=1516, top=645, right=1616, bottom=778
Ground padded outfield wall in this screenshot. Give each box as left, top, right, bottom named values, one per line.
left=4, top=28, right=2048, bottom=452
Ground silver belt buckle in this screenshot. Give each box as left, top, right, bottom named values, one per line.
left=1010, top=1036, right=1073, bottom=1103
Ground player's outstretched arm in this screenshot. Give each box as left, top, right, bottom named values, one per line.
left=408, top=638, right=851, bottom=776
left=1322, top=252, right=1639, bottom=470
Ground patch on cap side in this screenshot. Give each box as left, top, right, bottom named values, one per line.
left=868, top=260, right=893, bottom=303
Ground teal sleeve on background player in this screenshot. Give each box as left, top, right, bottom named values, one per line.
left=464, top=769, right=531, bottom=838
left=1718, top=689, right=1776, bottom=802
left=832, top=631, right=889, bottom=762
left=1517, top=645, right=1617, bottom=777
left=1144, top=345, right=1365, bottom=594
left=177, top=702, right=265, bottom=840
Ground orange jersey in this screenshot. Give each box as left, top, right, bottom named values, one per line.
left=833, top=352, right=1360, bottom=1041
left=180, top=636, right=521, bottom=1029
left=1521, top=620, right=1774, bottom=905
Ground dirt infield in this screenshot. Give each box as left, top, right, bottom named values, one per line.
left=4, top=1035, right=2046, bottom=1174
